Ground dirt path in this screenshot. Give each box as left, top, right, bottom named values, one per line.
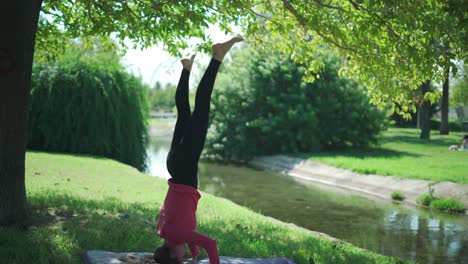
left=249, top=155, right=468, bottom=214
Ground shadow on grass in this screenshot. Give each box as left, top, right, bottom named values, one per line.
left=0, top=191, right=404, bottom=264
left=26, top=149, right=110, bottom=161
left=381, top=134, right=459, bottom=148
left=296, top=129, right=465, bottom=161
left=0, top=192, right=160, bottom=264
left=296, top=147, right=419, bottom=160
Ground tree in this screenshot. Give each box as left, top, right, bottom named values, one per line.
left=29, top=39, right=149, bottom=171
left=450, top=64, right=468, bottom=109
left=419, top=81, right=432, bottom=139
left=440, top=66, right=450, bottom=135
left=2, top=0, right=466, bottom=225
left=0, top=0, right=42, bottom=226
left=245, top=0, right=466, bottom=139
left=0, top=0, right=254, bottom=226
left=147, top=82, right=179, bottom=112
left=206, top=47, right=386, bottom=161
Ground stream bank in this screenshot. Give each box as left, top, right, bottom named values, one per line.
left=249, top=155, right=468, bottom=215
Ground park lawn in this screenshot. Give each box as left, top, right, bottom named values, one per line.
left=297, top=127, right=468, bottom=184
left=148, top=117, right=167, bottom=126
left=0, top=152, right=408, bottom=264
left=148, top=117, right=176, bottom=126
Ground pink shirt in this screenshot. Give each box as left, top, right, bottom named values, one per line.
left=157, top=179, right=219, bottom=264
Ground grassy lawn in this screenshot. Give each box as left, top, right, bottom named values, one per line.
left=297, top=127, right=468, bottom=184
left=148, top=117, right=175, bottom=126
left=0, top=152, right=407, bottom=264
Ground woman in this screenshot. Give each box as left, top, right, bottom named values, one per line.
left=462, top=134, right=468, bottom=150
left=154, top=37, right=243, bottom=264
left=449, top=134, right=468, bottom=151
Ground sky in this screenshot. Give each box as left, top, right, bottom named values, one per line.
left=122, top=25, right=240, bottom=87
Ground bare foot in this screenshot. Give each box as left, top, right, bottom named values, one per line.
left=181, top=54, right=196, bottom=71
left=212, top=37, right=244, bottom=62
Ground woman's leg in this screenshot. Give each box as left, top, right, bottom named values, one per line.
left=169, top=69, right=190, bottom=150
left=166, top=59, right=220, bottom=188
left=182, top=37, right=244, bottom=159
left=178, top=58, right=221, bottom=162
left=167, top=38, right=243, bottom=188
left=169, top=55, right=195, bottom=150
left=167, top=55, right=195, bottom=185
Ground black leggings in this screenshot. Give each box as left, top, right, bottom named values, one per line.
left=166, top=59, right=221, bottom=189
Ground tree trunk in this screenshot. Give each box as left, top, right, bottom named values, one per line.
left=0, top=0, right=42, bottom=226
left=440, top=66, right=450, bottom=135
left=420, top=80, right=431, bottom=140
left=417, top=106, right=421, bottom=129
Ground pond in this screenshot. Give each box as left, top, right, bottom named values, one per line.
left=146, top=133, right=468, bottom=264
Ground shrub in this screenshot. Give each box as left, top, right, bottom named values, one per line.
left=390, top=110, right=417, bottom=128
left=29, top=41, right=149, bottom=170
left=391, top=192, right=405, bottom=201
left=353, top=168, right=377, bottom=175
left=430, top=198, right=465, bottom=213
left=416, top=194, right=435, bottom=206
left=390, top=104, right=438, bottom=128
left=450, top=72, right=468, bottom=108
left=206, top=48, right=387, bottom=161
left=430, top=118, right=464, bottom=132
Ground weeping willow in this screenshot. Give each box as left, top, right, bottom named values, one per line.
left=29, top=60, right=149, bottom=171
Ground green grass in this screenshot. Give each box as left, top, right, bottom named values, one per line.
left=430, top=198, right=466, bottom=213
left=0, top=152, right=408, bottom=264
left=390, top=192, right=405, bottom=201
left=297, top=127, right=468, bottom=184
left=148, top=117, right=174, bottom=126
left=416, top=191, right=465, bottom=214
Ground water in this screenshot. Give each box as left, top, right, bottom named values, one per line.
left=146, top=134, right=468, bottom=264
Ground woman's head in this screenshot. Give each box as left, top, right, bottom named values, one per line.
left=464, top=134, right=468, bottom=140
left=153, top=241, right=184, bottom=264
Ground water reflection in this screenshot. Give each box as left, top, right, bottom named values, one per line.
left=146, top=134, right=468, bottom=264
left=146, top=135, right=171, bottom=180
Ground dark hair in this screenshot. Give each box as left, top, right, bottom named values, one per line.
left=464, top=134, right=468, bottom=140
left=153, top=244, right=180, bottom=264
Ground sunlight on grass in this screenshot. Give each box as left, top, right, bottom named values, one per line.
left=300, top=128, right=468, bottom=184
left=0, top=152, right=407, bottom=264
left=148, top=117, right=174, bottom=126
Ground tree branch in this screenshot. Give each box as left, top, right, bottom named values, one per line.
left=249, top=9, right=285, bottom=28
left=348, top=0, right=418, bottom=52
left=348, top=0, right=361, bottom=10
left=281, top=0, right=358, bottom=53
left=312, top=0, right=349, bottom=13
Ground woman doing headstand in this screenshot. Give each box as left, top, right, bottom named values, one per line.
left=154, top=37, right=243, bottom=264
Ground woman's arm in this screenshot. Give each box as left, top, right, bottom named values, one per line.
left=185, top=231, right=219, bottom=264
left=188, top=242, right=200, bottom=259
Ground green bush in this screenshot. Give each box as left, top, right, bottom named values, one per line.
left=206, top=48, right=387, bottom=161
left=416, top=194, right=435, bottom=206
left=430, top=198, right=465, bottom=213
left=450, top=70, right=468, bottom=108
left=390, top=110, right=417, bottom=128
left=29, top=41, right=149, bottom=170
left=390, top=104, right=438, bottom=128
left=416, top=186, right=465, bottom=214
left=353, top=168, right=378, bottom=175
left=430, top=118, right=464, bottom=132
left=391, top=192, right=405, bottom=201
